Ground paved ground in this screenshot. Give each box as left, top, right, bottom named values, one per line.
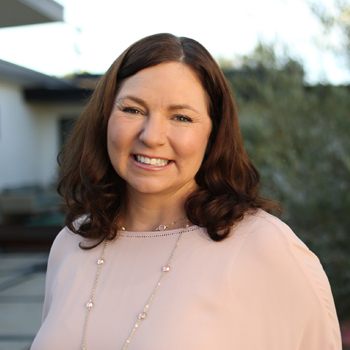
left=0, top=252, right=48, bottom=350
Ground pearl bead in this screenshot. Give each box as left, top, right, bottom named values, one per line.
left=97, top=259, right=105, bottom=266
left=139, top=312, right=147, bottom=319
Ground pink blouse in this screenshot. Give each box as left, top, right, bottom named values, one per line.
left=31, top=210, right=341, bottom=349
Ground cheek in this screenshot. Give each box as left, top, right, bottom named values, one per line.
left=107, top=120, right=116, bottom=154
left=176, top=132, right=210, bottom=165
left=107, top=118, right=125, bottom=164
left=107, top=118, right=128, bottom=151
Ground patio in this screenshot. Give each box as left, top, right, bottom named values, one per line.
left=0, top=252, right=48, bottom=350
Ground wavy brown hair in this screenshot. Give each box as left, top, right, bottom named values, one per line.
left=58, top=33, right=280, bottom=248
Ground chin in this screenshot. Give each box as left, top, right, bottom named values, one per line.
left=127, top=182, right=170, bottom=195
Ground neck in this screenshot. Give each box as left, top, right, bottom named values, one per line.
left=120, top=186, right=195, bottom=232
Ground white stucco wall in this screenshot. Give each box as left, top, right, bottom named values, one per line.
left=31, top=103, right=82, bottom=187
left=0, top=80, right=40, bottom=191
left=0, top=80, right=82, bottom=192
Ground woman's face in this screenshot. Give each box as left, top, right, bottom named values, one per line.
left=107, top=62, right=212, bottom=198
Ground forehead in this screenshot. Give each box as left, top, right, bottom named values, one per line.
left=116, top=62, right=209, bottom=110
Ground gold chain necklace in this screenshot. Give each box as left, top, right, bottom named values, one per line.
left=118, top=215, right=186, bottom=232
left=81, top=221, right=189, bottom=350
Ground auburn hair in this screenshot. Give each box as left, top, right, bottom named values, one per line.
left=58, top=33, right=279, bottom=248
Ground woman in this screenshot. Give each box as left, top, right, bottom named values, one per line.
left=31, top=33, right=341, bottom=349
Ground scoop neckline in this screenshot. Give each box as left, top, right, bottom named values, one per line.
left=117, top=225, right=201, bottom=238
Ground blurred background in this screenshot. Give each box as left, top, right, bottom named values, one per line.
left=0, top=0, right=349, bottom=349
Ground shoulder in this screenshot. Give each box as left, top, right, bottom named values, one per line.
left=229, top=209, right=333, bottom=309
left=228, top=210, right=339, bottom=349
left=46, top=217, right=99, bottom=280
left=230, top=209, right=328, bottom=286
left=48, top=216, right=95, bottom=262
left=231, top=209, right=311, bottom=259
left=230, top=210, right=340, bottom=341
left=233, top=209, right=294, bottom=235
left=50, top=223, right=87, bottom=256
left=51, top=225, right=82, bottom=250
left=45, top=226, right=84, bottom=282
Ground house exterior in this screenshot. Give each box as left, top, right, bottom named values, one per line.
left=0, top=59, right=98, bottom=223
left=0, top=0, right=95, bottom=221
left=0, top=59, right=84, bottom=191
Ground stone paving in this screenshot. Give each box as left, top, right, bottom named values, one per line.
left=0, top=253, right=48, bottom=350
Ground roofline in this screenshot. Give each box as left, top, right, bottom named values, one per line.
left=0, top=0, right=64, bottom=28
left=24, top=87, right=93, bottom=102
left=0, top=59, right=74, bottom=88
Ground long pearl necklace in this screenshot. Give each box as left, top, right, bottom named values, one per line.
left=81, top=221, right=189, bottom=350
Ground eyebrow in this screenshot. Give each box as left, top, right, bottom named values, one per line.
left=168, top=104, right=200, bottom=114
left=116, top=95, right=200, bottom=114
left=116, top=95, right=146, bottom=107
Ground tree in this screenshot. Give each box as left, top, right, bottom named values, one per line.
left=222, top=44, right=350, bottom=320
left=308, top=0, right=350, bottom=65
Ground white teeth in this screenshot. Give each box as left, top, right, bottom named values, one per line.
left=135, top=155, right=169, bottom=166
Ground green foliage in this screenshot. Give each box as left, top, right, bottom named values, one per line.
left=223, top=46, right=350, bottom=320
left=308, top=0, right=350, bottom=65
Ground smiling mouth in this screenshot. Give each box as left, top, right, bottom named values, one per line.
left=134, top=155, right=170, bottom=166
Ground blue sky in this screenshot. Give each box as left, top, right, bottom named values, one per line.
left=0, top=0, right=348, bottom=84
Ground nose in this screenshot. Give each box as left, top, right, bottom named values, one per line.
left=139, top=115, right=167, bottom=148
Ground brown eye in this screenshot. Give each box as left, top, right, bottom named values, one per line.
left=123, top=107, right=142, bottom=114
left=174, top=115, right=192, bottom=122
